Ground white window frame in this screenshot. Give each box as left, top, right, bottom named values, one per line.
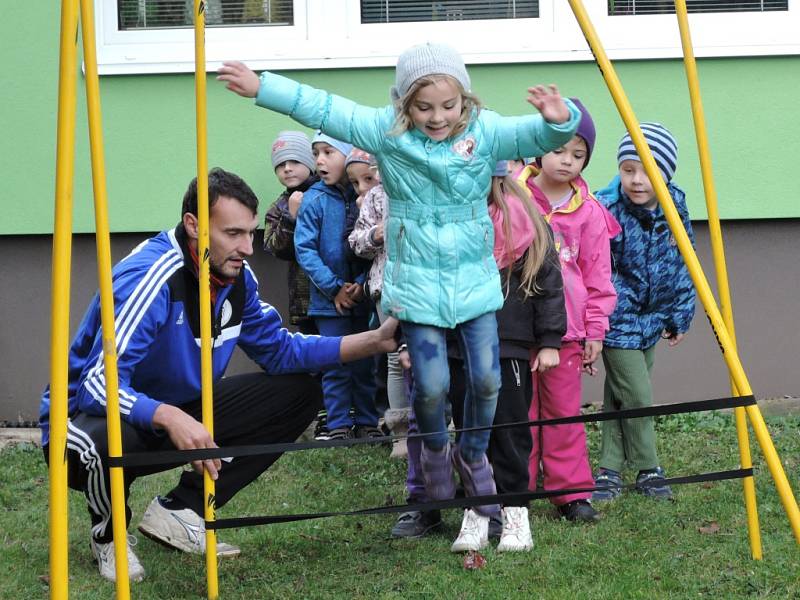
left=95, top=0, right=800, bottom=75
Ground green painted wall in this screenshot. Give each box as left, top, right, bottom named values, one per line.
left=5, top=4, right=799, bottom=234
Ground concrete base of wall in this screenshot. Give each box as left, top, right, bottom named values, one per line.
left=3, top=220, right=799, bottom=422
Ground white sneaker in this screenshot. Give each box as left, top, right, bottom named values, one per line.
left=497, top=506, right=533, bottom=552
left=138, top=497, right=240, bottom=557
left=90, top=534, right=146, bottom=583
left=450, top=509, right=489, bottom=553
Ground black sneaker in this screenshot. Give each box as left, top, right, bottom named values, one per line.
left=390, top=510, right=442, bottom=538
left=592, top=468, right=623, bottom=502
left=353, top=425, right=384, bottom=439
left=488, top=514, right=503, bottom=539
left=327, top=427, right=353, bottom=441
left=557, top=500, right=601, bottom=523
left=314, top=410, right=330, bottom=441
left=635, top=467, right=673, bottom=500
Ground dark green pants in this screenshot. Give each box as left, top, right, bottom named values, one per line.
left=599, top=346, right=659, bottom=473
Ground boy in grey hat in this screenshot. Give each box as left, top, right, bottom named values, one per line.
left=263, top=130, right=319, bottom=332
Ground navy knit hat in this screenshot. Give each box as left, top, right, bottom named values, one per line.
left=391, top=42, right=471, bottom=102
left=271, top=131, right=315, bottom=172
left=617, top=122, right=678, bottom=182
left=570, top=98, right=596, bottom=168
left=311, top=131, right=353, bottom=158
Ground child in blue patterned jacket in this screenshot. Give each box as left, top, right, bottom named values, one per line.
left=593, top=123, right=696, bottom=501
left=218, top=42, right=580, bottom=551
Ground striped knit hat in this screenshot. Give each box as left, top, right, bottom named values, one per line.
left=270, top=131, right=315, bottom=172
left=617, top=122, right=678, bottom=182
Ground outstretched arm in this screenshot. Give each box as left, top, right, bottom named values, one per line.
left=217, top=61, right=260, bottom=97
left=526, top=84, right=571, bottom=124
left=218, top=61, right=390, bottom=155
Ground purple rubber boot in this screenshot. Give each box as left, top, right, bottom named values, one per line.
left=420, top=442, right=456, bottom=501
left=452, top=446, right=501, bottom=517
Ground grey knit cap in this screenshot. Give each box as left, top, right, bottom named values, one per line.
left=270, top=131, right=315, bottom=172
left=391, top=42, right=471, bottom=102
left=617, top=122, right=678, bottom=182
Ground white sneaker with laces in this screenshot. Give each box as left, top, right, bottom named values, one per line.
left=90, top=534, right=146, bottom=583
left=137, top=497, right=240, bottom=557
left=497, top=506, right=533, bottom=552
left=450, top=509, right=489, bottom=552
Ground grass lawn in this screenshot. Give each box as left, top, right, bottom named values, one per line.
left=1, top=411, right=798, bottom=599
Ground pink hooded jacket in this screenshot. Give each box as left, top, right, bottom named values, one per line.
left=488, top=187, right=536, bottom=270
left=517, top=164, right=620, bottom=342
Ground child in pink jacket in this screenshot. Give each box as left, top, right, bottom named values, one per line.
left=516, top=99, right=620, bottom=522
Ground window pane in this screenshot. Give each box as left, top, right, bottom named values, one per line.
left=608, top=0, right=788, bottom=16
left=118, top=0, right=293, bottom=30
left=361, top=1, right=539, bottom=24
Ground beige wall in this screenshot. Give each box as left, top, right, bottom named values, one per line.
left=3, top=220, right=798, bottom=424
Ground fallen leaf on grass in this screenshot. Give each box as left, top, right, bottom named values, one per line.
left=463, top=551, right=486, bottom=570
left=698, top=521, right=720, bottom=534
left=38, top=575, right=50, bottom=586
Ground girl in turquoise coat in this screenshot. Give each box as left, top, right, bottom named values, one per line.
left=219, top=43, right=580, bottom=551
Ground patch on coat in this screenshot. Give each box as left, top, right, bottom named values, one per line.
left=451, top=135, right=477, bottom=161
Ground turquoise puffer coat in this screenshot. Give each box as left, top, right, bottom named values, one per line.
left=255, top=71, right=580, bottom=327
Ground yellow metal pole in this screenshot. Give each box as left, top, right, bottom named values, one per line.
left=674, top=0, right=762, bottom=560
left=567, top=0, right=800, bottom=544
left=193, top=2, right=220, bottom=597
left=49, top=1, right=79, bottom=598
left=79, top=0, right=133, bottom=593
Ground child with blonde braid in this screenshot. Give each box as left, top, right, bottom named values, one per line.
left=450, top=160, right=566, bottom=551
left=219, top=42, right=581, bottom=551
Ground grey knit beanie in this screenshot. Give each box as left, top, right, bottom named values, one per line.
left=617, top=122, right=678, bottom=182
left=270, top=131, right=315, bottom=172
left=391, top=42, right=471, bottom=102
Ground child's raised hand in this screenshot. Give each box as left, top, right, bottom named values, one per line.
left=217, top=61, right=260, bottom=98
left=532, top=347, right=560, bottom=373
left=526, top=84, right=570, bottom=124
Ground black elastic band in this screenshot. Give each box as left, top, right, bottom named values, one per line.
left=206, top=467, right=753, bottom=530
left=109, top=394, right=755, bottom=468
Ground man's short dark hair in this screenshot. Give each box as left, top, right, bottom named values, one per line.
left=182, top=167, right=259, bottom=218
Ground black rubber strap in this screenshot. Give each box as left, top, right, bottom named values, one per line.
left=110, top=394, right=755, bottom=468
left=206, top=467, right=753, bottom=530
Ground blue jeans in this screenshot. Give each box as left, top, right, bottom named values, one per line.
left=403, top=312, right=500, bottom=463
left=315, top=315, right=378, bottom=430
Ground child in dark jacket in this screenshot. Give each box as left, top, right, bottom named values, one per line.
left=449, top=161, right=566, bottom=552
left=593, top=123, right=696, bottom=501
left=295, top=132, right=378, bottom=440
left=263, top=131, right=320, bottom=333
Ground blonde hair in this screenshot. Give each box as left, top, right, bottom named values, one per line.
left=390, top=75, right=482, bottom=137
left=490, top=175, right=554, bottom=298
